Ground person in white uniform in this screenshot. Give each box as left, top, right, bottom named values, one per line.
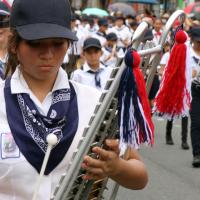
left=108, top=16, right=132, bottom=51
left=71, top=37, right=113, bottom=91
left=92, top=18, right=108, bottom=47
left=0, top=0, right=148, bottom=199
left=101, top=32, right=124, bottom=67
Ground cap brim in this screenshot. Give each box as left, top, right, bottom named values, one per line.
left=16, top=23, right=78, bottom=41
left=83, top=44, right=102, bottom=50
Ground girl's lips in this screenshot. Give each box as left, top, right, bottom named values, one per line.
left=38, top=65, right=55, bottom=71
left=39, top=65, right=54, bottom=68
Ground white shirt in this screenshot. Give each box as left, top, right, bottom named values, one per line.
left=66, top=28, right=86, bottom=57
left=92, top=32, right=107, bottom=47
left=101, top=47, right=124, bottom=67
left=0, top=67, right=101, bottom=200
left=188, top=44, right=200, bottom=83
left=107, top=25, right=132, bottom=48
left=160, top=52, right=170, bottom=65
left=71, top=62, right=113, bottom=91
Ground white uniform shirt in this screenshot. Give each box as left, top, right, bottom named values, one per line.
left=92, top=32, right=107, bottom=47
left=188, top=44, right=200, bottom=83
left=66, top=28, right=86, bottom=57
left=160, top=52, right=170, bottom=65
left=101, top=47, right=124, bottom=67
left=107, top=25, right=132, bottom=48
left=0, top=67, right=101, bottom=200
left=71, top=62, right=113, bottom=91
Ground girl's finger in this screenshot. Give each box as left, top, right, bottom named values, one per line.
left=85, top=167, right=104, bottom=177
left=105, top=139, right=120, bottom=154
left=82, top=156, right=103, bottom=168
left=92, top=147, right=111, bottom=161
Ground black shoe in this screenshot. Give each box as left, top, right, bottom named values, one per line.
left=181, top=142, right=190, bottom=150
left=166, top=137, right=174, bottom=145
left=192, top=156, right=200, bottom=168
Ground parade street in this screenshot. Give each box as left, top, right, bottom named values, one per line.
left=106, top=117, right=200, bottom=200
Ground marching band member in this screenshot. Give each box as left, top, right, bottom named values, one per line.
left=0, top=0, right=148, bottom=199
left=188, top=26, right=200, bottom=167
left=152, top=18, right=163, bottom=46
left=101, top=32, right=124, bottom=67
left=63, top=14, right=85, bottom=75
left=71, top=37, right=113, bottom=91
left=159, top=42, right=189, bottom=149
left=108, top=16, right=132, bottom=51
left=92, top=18, right=108, bottom=46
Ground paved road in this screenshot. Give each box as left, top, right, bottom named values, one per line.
left=105, top=117, right=200, bottom=200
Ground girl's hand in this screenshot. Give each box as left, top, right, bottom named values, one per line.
left=81, top=139, right=120, bottom=180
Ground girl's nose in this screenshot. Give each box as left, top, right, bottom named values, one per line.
left=39, top=45, right=54, bottom=60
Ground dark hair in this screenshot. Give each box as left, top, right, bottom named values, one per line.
left=4, top=29, right=22, bottom=79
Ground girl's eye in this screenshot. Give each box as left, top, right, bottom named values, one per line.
left=53, top=41, right=65, bottom=47
left=25, top=41, right=42, bottom=48
left=25, top=40, right=67, bottom=48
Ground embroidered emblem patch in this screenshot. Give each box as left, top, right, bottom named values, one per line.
left=1, top=133, right=20, bottom=159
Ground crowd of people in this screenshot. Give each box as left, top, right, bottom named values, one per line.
left=66, top=3, right=200, bottom=166
left=0, top=0, right=200, bottom=199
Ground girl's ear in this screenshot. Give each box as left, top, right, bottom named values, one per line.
left=81, top=50, right=85, bottom=59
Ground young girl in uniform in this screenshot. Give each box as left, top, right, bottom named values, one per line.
left=0, top=0, right=148, bottom=199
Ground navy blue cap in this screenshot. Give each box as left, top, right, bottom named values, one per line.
left=106, top=32, right=117, bottom=41
left=188, top=26, right=200, bottom=41
left=10, top=0, right=78, bottom=41
left=83, top=37, right=102, bottom=50
left=98, top=18, right=108, bottom=26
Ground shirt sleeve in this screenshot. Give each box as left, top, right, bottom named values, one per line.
left=70, top=70, right=81, bottom=82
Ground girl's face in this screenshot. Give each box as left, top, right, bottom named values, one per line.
left=115, top=19, right=124, bottom=27
left=154, top=19, right=162, bottom=31
left=16, top=38, right=69, bottom=81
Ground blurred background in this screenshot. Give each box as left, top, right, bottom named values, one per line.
left=68, top=0, right=200, bottom=18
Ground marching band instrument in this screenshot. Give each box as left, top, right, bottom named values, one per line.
left=51, top=10, right=186, bottom=200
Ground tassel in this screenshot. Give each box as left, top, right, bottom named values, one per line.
left=118, top=50, right=154, bottom=153
left=153, top=30, right=191, bottom=119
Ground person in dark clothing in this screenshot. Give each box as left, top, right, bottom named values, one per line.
left=165, top=117, right=189, bottom=150
left=188, top=26, right=200, bottom=167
